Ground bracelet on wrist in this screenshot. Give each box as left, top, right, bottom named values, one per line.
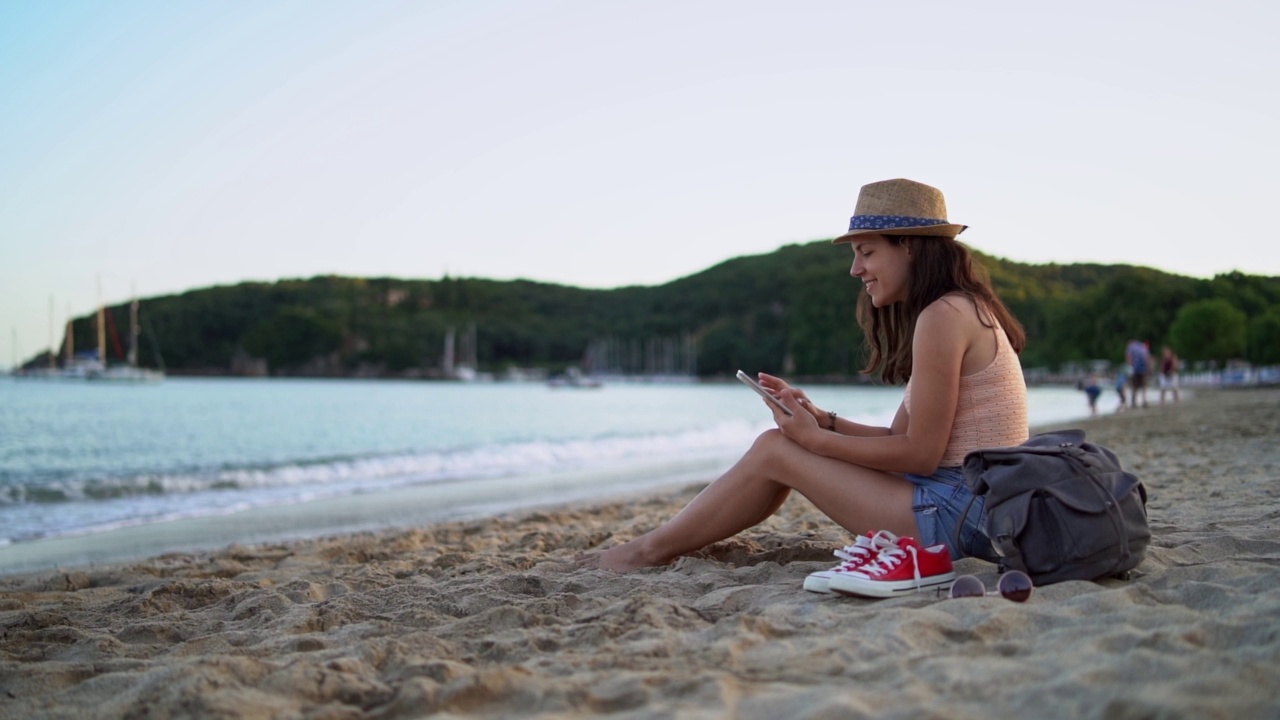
left=827, top=411, right=838, bottom=431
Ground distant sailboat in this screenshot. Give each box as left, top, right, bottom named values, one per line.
left=91, top=287, right=163, bottom=383
left=443, top=322, right=489, bottom=381
left=548, top=366, right=603, bottom=389
left=17, top=281, right=163, bottom=383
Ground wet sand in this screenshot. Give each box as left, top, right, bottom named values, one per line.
left=2, top=388, right=1278, bottom=719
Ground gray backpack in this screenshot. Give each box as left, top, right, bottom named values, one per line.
left=958, top=429, right=1150, bottom=585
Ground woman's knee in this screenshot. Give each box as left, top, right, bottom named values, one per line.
left=747, top=429, right=791, bottom=466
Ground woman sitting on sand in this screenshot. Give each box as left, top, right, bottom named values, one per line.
left=583, top=179, right=1029, bottom=595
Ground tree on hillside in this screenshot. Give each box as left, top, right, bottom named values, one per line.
left=1168, top=299, right=1247, bottom=368
left=1245, top=308, right=1280, bottom=366
left=243, top=307, right=343, bottom=372
left=1208, top=272, right=1280, bottom=317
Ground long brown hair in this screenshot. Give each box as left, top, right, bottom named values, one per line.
left=857, top=235, right=1025, bottom=385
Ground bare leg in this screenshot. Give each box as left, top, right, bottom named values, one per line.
left=591, top=429, right=917, bottom=571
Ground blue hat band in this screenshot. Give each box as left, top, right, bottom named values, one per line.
left=848, top=214, right=949, bottom=232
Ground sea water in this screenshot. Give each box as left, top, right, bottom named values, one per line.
left=0, top=376, right=1099, bottom=573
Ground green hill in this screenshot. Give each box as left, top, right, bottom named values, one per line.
left=38, top=240, right=1280, bottom=379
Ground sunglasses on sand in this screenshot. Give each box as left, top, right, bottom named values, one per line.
left=946, top=570, right=1034, bottom=602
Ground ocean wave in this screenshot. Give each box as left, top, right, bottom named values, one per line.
left=0, top=420, right=765, bottom=507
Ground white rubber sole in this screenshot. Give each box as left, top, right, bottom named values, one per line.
left=828, top=571, right=957, bottom=599
left=803, top=572, right=837, bottom=594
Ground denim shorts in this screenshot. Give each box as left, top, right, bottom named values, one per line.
left=906, top=467, right=999, bottom=562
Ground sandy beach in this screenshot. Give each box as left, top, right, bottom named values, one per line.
left=2, top=388, right=1278, bottom=719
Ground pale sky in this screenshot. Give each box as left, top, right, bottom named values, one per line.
left=3, top=1, right=1278, bottom=370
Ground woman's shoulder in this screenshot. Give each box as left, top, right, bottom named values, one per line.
left=915, top=294, right=991, bottom=350
left=923, top=292, right=985, bottom=323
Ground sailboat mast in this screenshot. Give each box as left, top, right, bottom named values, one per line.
left=65, top=304, right=73, bottom=363
left=443, top=326, right=456, bottom=377
left=129, top=284, right=139, bottom=368
left=48, top=294, right=56, bottom=369
left=97, top=277, right=106, bottom=364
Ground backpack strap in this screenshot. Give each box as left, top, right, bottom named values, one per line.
left=1060, top=444, right=1136, bottom=579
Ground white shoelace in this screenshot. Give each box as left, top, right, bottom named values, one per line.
left=829, top=531, right=898, bottom=571
left=831, top=542, right=873, bottom=568
left=859, top=543, right=924, bottom=588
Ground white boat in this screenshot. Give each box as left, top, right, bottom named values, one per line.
left=17, top=284, right=164, bottom=383
left=443, top=322, right=492, bottom=381
left=88, top=291, right=165, bottom=383
left=17, top=355, right=162, bottom=383
left=548, top=366, right=603, bottom=389
left=93, top=364, right=164, bottom=383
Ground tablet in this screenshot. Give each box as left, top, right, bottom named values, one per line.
left=736, top=370, right=793, bottom=416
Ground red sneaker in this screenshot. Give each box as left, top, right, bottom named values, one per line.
left=803, top=530, right=899, bottom=594
left=827, top=536, right=956, bottom=598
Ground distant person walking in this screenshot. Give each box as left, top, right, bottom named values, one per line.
left=1114, top=365, right=1129, bottom=413
left=1159, top=346, right=1181, bottom=405
left=1079, top=372, right=1102, bottom=416
left=1126, top=339, right=1151, bottom=409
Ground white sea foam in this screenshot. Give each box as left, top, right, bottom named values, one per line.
left=0, top=379, right=1096, bottom=546
left=0, top=419, right=767, bottom=543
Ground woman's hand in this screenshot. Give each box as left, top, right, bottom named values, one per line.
left=758, top=373, right=827, bottom=426
left=770, top=387, right=822, bottom=441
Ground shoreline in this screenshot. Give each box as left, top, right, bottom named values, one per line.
left=0, top=455, right=736, bottom=578
left=0, top=383, right=1099, bottom=578
left=2, top=388, right=1278, bottom=718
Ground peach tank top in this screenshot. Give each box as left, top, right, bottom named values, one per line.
left=904, top=321, right=1028, bottom=468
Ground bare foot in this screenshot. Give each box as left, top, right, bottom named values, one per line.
left=573, top=550, right=606, bottom=569
left=575, top=539, right=666, bottom=572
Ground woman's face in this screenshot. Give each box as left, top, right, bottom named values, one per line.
left=850, top=235, right=911, bottom=307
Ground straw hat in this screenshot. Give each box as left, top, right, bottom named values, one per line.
left=832, top=178, right=967, bottom=244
